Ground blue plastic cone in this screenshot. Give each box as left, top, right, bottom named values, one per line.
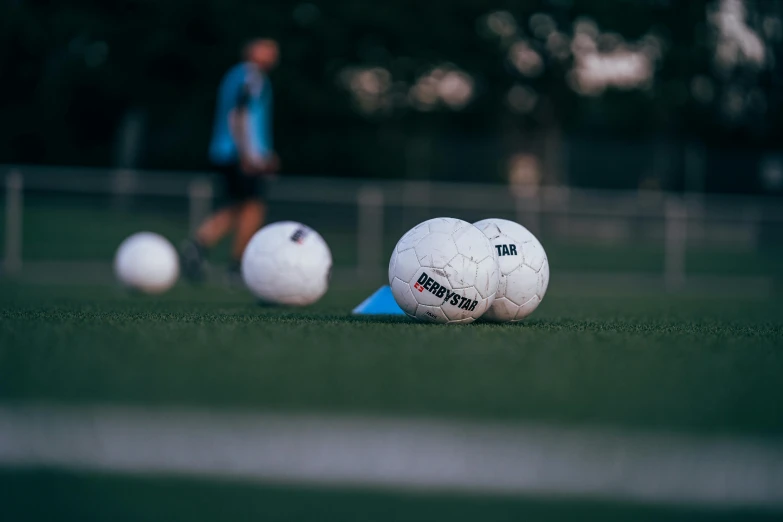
left=352, top=285, right=405, bottom=315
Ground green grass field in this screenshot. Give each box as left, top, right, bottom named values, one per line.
left=1, top=277, right=782, bottom=521
left=1, top=282, right=782, bottom=433
left=1, top=193, right=782, bottom=520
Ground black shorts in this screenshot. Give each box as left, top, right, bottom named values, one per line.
left=214, top=163, right=269, bottom=202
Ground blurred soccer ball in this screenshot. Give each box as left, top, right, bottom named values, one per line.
left=242, top=221, right=332, bottom=306
left=473, top=218, right=549, bottom=322
left=114, top=232, right=180, bottom=294
left=388, top=217, right=499, bottom=324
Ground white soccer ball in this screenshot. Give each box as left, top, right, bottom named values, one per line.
left=114, top=232, right=179, bottom=294
left=389, top=217, right=499, bottom=324
left=473, top=218, right=549, bottom=322
left=242, top=221, right=332, bottom=306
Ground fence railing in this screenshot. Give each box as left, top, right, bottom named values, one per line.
left=3, top=165, right=782, bottom=288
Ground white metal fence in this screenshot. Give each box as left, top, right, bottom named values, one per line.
left=2, top=165, right=782, bottom=290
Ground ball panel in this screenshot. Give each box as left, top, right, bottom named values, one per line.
left=396, top=222, right=430, bottom=252
left=475, top=256, right=500, bottom=299
left=495, top=219, right=537, bottom=245
left=453, top=225, right=494, bottom=261
left=482, top=296, right=517, bottom=322
left=388, top=248, right=398, bottom=285
left=475, top=218, right=527, bottom=242
left=413, top=232, right=458, bottom=269
left=448, top=317, right=476, bottom=324
left=427, top=217, right=466, bottom=234
left=521, top=239, right=546, bottom=272
left=414, top=304, right=449, bottom=323
left=514, top=294, right=541, bottom=320
left=504, top=264, right=539, bottom=307
left=538, top=260, right=550, bottom=298
left=444, top=254, right=478, bottom=290
left=391, top=276, right=419, bottom=316
left=470, top=294, right=494, bottom=320
left=496, top=273, right=508, bottom=298
left=473, top=219, right=503, bottom=241
left=392, top=247, right=420, bottom=284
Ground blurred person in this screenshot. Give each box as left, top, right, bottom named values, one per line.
left=181, top=38, right=280, bottom=282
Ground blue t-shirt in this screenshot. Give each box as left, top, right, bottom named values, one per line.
left=209, top=63, right=273, bottom=165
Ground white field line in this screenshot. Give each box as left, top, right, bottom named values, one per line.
left=1, top=404, right=782, bottom=510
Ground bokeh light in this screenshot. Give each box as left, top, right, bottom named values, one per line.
left=507, top=84, right=538, bottom=114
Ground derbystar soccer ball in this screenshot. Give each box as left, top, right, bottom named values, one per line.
left=114, top=232, right=180, bottom=294
left=474, top=218, right=549, bottom=322
left=389, top=217, right=499, bottom=323
left=242, top=221, right=332, bottom=306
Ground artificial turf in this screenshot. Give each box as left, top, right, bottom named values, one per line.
left=2, top=278, right=782, bottom=521
left=2, top=195, right=782, bottom=520
left=1, top=281, right=782, bottom=435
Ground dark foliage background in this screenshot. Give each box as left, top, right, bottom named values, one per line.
left=2, top=0, right=782, bottom=192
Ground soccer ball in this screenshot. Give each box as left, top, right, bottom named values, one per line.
left=388, top=217, right=499, bottom=323
left=473, top=218, right=549, bottom=322
left=114, top=232, right=179, bottom=294
left=242, top=221, right=332, bottom=306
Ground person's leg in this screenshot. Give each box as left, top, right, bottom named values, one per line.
left=181, top=164, right=243, bottom=282
left=196, top=206, right=238, bottom=248
left=181, top=206, right=238, bottom=282
left=231, top=199, right=266, bottom=265
left=227, top=176, right=270, bottom=273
